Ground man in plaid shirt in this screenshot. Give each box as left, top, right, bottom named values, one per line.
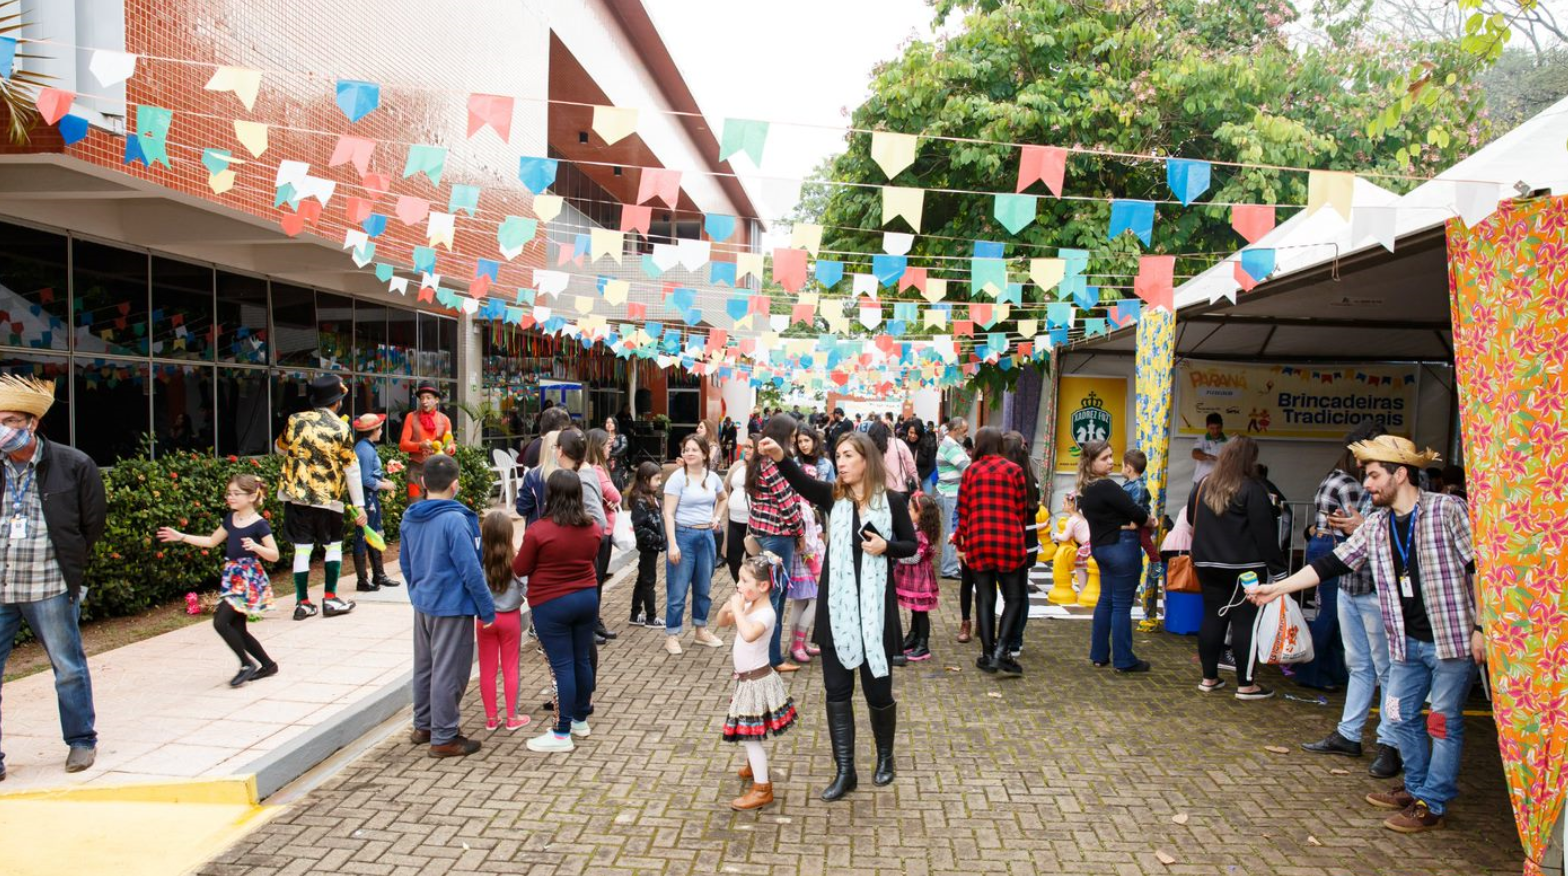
left=954, top=427, right=1027, bottom=676
left=1253, top=436, right=1482, bottom=835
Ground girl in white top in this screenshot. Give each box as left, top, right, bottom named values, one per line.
left=716, top=553, right=798, bottom=811
left=662, top=434, right=729, bottom=654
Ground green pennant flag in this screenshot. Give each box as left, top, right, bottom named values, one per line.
left=719, top=118, right=769, bottom=166
left=993, top=193, right=1036, bottom=235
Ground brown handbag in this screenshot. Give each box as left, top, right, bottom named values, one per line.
left=1165, top=485, right=1202, bottom=593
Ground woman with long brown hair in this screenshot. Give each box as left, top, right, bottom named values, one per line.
left=1186, top=435, right=1285, bottom=700
left=758, top=430, right=916, bottom=802
left=953, top=426, right=1029, bottom=675
left=1075, top=440, right=1151, bottom=672
left=1000, top=431, right=1040, bottom=658
left=662, top=433, right=729, bottom=655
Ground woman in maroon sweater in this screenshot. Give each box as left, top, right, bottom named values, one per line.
left=514, top=470, right=603, bottom=753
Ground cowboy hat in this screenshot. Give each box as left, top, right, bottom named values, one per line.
left=0, top=374, right=56, bottom=418
left=1349, top=435, right=1441, bottom=468
left=415, top=384, right=443, bottom=400
left=308, top=374, right=346, bottom=408
left=353, top=413, right=388, bottom=432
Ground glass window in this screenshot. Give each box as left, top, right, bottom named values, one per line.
left=271, top=283, right=317, bottom=368
left=0, top=354, right=70, bottom=445
left=317, top=292, right=353, bottom=372
left=385, top=305, right=416, bottom=377
left=269, top=369, right=318, bottom=448
left=73, top=241, right=149, bottom=358
left=152, top=362, right=214, bottom=456
left=217, top=367, right=270, bottom=457
left=75, top=357, right=149, bottom=465
left=150, top=257, right=213, bottom=362
left=350, top=375, right=390, bottom=441
left=418, top=312, right=456, bottom=379
left=0, top=222, right=70, bottom=351
left=353, top=299, right=387, bottom=374
left=216, top=271, right=269, bottom=365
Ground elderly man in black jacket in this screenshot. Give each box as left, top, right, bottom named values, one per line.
left=0, top=375, right=107, bottom=780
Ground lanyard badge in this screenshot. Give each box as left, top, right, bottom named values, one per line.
left=1390, top=504, right=1418, bottom=599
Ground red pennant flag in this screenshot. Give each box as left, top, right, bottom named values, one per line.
left=636, top=168, right=682, bottom=207
left=970, top=302, right=993, bottom=327
left=620, top=204, right=652, bottom=235
left=344, top=196, right=374, bottom=224
left=466, top=93, right=515, bottom=142
left=1133, top=255, right=1175, bottom=313
left=772, top=248, right=808, bottom=293
left=1017, top=145, right=1067, bottom=196
left=417, top=285, right=435, bottom=303
left=627, top=302, right=646, bottom=319
left=1231, top=205, right=1275, bottom=244
left=954, top=319, right=975, bottom=338
left=748, top=295, right=771, bottom=316
left=1233, top=260, right=1259, bottom=293
left=899, top=266, right=927, bottom=293
left=470, top=274, right=492, bottom=299
left=706, top=328, right=728, bottom=353
left=792, top=303, right=816, bottom=325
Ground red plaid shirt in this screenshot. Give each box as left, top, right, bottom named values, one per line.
left=747, top=457, right=803, bottom=537
left=955, top=455, right=1028, bottom=572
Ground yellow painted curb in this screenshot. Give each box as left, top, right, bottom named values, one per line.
left=0, top=773, right=258, bottom=805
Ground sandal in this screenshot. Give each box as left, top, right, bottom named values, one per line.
left=1198, top=679, right=1227, bottom=694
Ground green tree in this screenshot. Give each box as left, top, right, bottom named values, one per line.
left=816, top=0, right=1489, bottom=391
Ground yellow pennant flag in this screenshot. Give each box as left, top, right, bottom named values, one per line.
left=736, top=252, right=765, bottom=282
left=882, top=186, right=924, bottom=232
left=994, top=303, right=1011, bottom=324
left=922, top=277, right=948, bottom=304
left=923, top=307, right=948, bottom=329
left=1029, top=258, right=1066, bottom=293
left=590, top=229, right=624, bottom=264
left=575, top=295, right=595, bottom=315
left=1017, top=318, right=1038, bottom=338
left=233, top=120, right=268, bottom=157
left=871, top=131, right=918, bottom=179
left=791, top=223, right=823, bottom=256
left=592, top=106, right=639, bottom=145
left=602, top=279, right=629, bottom=305
left=208, top=170, right=237, bottom=194
left=204, top=66, right=263, bottom=111
left=1307, top=170, right=1355, bottom=221
left=533, top=194, right=564, bottom=223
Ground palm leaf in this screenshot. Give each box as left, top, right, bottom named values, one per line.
left=0, top=0, right=52, bottom=145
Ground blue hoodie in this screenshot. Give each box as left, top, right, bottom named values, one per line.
left=398, top=499, right=496, bottom=623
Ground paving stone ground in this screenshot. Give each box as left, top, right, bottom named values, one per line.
left=203, top=565, right=1523, bottom=876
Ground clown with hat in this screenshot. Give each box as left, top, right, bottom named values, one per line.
left=398, top=385, right=455, bottom=503
left=352, top=412, right=400, bottom=592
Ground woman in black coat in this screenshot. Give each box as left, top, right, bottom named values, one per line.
left=758, top=430, right=915, bottom=802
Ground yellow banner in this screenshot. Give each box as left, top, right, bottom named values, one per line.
left=1055, top=375, right=1129, bottom=470
left=1176, top=360, right=1417, bottom=440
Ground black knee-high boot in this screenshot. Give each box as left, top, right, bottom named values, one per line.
left=869, top=702, right=897, bottom=786
left=820, top=700, right=858, bottom=802
left=368, top=547, right=396, bottom=587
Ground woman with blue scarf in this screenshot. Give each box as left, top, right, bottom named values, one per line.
left=758, top=431, right=916, bottom=802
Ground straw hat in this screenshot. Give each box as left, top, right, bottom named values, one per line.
left=352, top=413, right=388, bottom=432
left=0, top=375, right=57, bottom=418
left=1349, top=435, right=1441, bottom=468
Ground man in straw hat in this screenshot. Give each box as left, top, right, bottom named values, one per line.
left=276, top=375, right=368, bottom=621
left=0, top=375, right=106, bottom=779
left=1251, top=434, right=1482, bottom=835
left=398, top=384, right=454, bottom=503
left=352, top=413, right=399, bottom=592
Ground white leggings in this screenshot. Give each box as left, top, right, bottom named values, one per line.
left=743, top=740, right=769, bottom=783
left=787, top=598, right=816, bottom=634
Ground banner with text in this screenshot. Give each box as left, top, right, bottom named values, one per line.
left=1055, top=375, right=1130, bottom=470
left=1176, top=360, right=1417, bottom=440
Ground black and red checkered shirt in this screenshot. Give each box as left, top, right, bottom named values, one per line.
left=955, top=455, right=1028, bottom=572
left=747, top=457, right=803, bottom=537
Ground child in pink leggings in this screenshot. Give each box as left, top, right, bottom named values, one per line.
left=478, top=511, right=529, bottom=732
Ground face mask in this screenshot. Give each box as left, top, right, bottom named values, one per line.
left=0, top=426, right=30, bottom=454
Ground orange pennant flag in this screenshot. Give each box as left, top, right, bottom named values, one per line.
left=1231, top=205, right=1276, bottom=244
left=1017, top=145, right=1067, bottom=196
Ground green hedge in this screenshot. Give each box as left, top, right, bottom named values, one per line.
left=84, top=441, right=496, bottom=623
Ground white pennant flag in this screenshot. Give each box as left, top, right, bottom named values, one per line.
left=1350, top=206, right=1398, bottom=253
left=1453, top=181, right=1502, bottom=229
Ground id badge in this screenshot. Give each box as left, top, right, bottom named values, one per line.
left=1398, top=574, right=1414, bottom=599
left=9, top=516, right=25, bottom=540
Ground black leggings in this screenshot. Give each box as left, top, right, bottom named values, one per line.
left=593, top=534, right=613, bottom=622
left=725, top=519, right=748, bottom=585
left=213, top=601, right=272, bottom=667
left=820, top=635, right=895, bottom=707
left=959, top=564, right=975, bottom=621
left=972, top=567, right=1025, bottom=655
left=631, top=549, right=659, bottom=620
left=1197, top=565, right=1264, bottom=686
left=909, top=610, right=930, bottom=640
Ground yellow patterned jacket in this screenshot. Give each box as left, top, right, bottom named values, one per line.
left=276, top=409, right=357, bottom=511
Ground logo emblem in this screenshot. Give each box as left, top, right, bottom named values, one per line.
left=1071, top=392, right=1112, bottom=449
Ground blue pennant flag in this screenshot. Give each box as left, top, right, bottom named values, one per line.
left=58, top=115, right=90, bottom=146
left=710, top=261, right=737, bottom=287
left=1073, top=284, right=1100, bottom=310
left=1165, top=159, right=1211, bottom=207
left=362, top=214, right=388, bottom=238
left=704, top=213, right=736, bottom=242
left=517, top=157, right=559, bottom=194
left=413, top=246, right=437, bottom=275
left=872, top=254, right=906, bottom=288
left=1240, top=248, right=1277, bottom=282
left=335, top=80, right=381, bottom=123
left=973, top=240, right=1004, bottom=259
left=815, top=260, right=844, bottom=289
left=1059, top=248, right=1089, bottom=276
left=1108, top=200, right=1155, bottom=247
left=475, top=259, right=500, bottom=282
left=374, top=263, right=394, bottom=282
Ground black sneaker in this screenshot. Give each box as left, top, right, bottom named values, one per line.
left=1370, top=743, right=1404, bottom=779
left=995, top=656, right=1024, bottom=677
left=292, top=602, right=318, bottom=621
left=322, top=596, right=356, bottom=617
left=976, top=654, right=998, bottom=674
left=229, top=664, right=258, bottom=687
left=595, top=622, right=618, bottom=640
left=1115, top=659, right=1153, bottom=674
left=1218, top=649, right=1237, bottom=672
left=1302, top=731, right=1363, bottom=757
left=252, top=662, right=280, bottom=680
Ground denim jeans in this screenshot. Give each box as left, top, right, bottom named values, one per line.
left=1386, top=637, right=1475, bottom=815
left=754, top=534, right=796, bottom=666
left=665, top=525, right=716, bottom=634
left=0, top=590, right=97, bottom=765
left=1090, top=532, right=1143, bottom=669
left=532, top=588, right=599, bottom=735
left=1292, top=535, right=1348, bottom=690
left=938, top=491, right=961, bottom=578
left=1337, top=590, right=1397, bottom=746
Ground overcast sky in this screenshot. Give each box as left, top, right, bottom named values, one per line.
left=644, top=0, right=938, bottom=219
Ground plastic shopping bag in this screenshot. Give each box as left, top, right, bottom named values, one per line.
left=1249, top=591, right=1315, bottom=680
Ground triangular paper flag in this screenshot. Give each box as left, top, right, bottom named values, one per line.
left=704, top=213, right=736, bottom=242
left=871, top=132, right=918, bottom=179
left=328, top=135, right=375, bottom=175
left=922, top=278, right=948, bottom=304
left=204, top=66, right=262, bottom=111
left=603, top=280, right=630, bottom=306
left=592, top=106, right=638, bottom=145
left=1231, top=204, right=1275, bottom=244
left=773, top=248, right=808, bottom=293
left=1108, top=200, right=1155, bottom=247
left=1306, top=170, right=1354, bottom=221
left=1233, top=261, right=1259, bottom=293
left=677, top=239, right=711, bottom=271
left=883, top=232, right=914, bottom=256
left=335, top=80, right=380, bottom=123
left=621, top=204, right=652, bottom=235
left=1133, top=255, right=1175, bottom=313
left=994, top=193, right=1036, bottom=234
left=637, top=168, right=681, bottom=207
left=1017, top=145, right=1066, bottom=196
left=403, top=145, right=447, bottom=187
left=1165, top=159, right=1211, bottom=206
left=89, top=50, right=137, bottom=87
left=791, top=224, right=822, bottom=256
left=467, top=93, right=514, bottom=142
left=1240, top=248, right=1276, bottom=282
left=427, top=212, right=456, bottom=248
left=1030, top=258, right=1065, bottom=294
left=208, top=170, right=236, bottom=194
left=719, top=118, right=769, bottom=166
left=395, top=196, right=430, bottom=226
left=1453, top=181, right=1502, bottom=229
left=517, top=156, right=558, bottom=194
left=737, top=253, right=765, bottom=282
left=532, top=194, right=564, bottom=223
left=534, top=270, right=570, bottom=297
left=36, top=88, right=74, bottom=125
left=448, top=184, right=480, bottom=217
left=853, top=273, right=877, bottom=298
left=1111, top=300, right=1142, bottom=329
left=882, top=187, right=924, bottom=232
left=1351, top=206, right=1398, bottom=253
left=924, top=308, right=948, bottom=329
left=815, top=260, right=843, bottom=289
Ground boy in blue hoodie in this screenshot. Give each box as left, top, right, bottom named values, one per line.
left=399, top=454, right=496, bottom=758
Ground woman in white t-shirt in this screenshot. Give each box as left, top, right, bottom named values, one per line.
left=724, top=433, right=755, bottom=586
left=662, top=433, right=729, bottom=655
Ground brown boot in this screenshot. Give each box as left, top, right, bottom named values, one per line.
left=739, top=762, right=753, bottom=779
left=957, top=620, right=972, bottom=643
left=409, top=728, right=431, bottom=744
left=730, top=781, right=774, bottom=811
left=429, top=736, right=481, bottom=758
left=1366, top=784, right=1415, bottom=810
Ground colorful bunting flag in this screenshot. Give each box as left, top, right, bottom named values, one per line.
left=871, top=132, right=919, bottom=179
left=1133, top=255, right=1175, bottom=313
left=882, top=187, right=924, bottom=232
left=993, top=193, right=1036, bottom=234
left=592, top=105, right=638, bottom=144
left=467, top=93, right=515, bottom=142
left=1165, top=158, right=1211, bottom=206
left=517, top=156, right=558, bottom=194
left=719, top=118, right=769, bottom=166
left=335, top=80, right=380, bottom=122
left=1017, top=145, right=1067, bottom=196
left=1231, top=204, right=1275, bottom=243
left=1108, top=200, right=1155, bottom=247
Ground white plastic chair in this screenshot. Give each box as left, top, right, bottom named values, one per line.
left=490, top=447, right=516, bottom=508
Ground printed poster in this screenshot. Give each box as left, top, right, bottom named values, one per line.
left=1176, top=360, right=1417, bottom=440
left=1054, top=375, right=1129, bottom=470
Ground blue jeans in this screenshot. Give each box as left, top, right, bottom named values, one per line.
left=1386, top=637, right=1475, bottom=815
left=0, top=590, right=97, bottom=765
left=754, top=534, right=796, bottom=666
left=1090, top=532, right=1143, bottom=669
left=938, top=491, right=961, bottom=578
left=666, top=525, right=716, bottom=634
left=1293, top=536, right=1348, bottom=689
left=1337, top=590, right=1396, bottom=746
left=351, top=493, right=384, bottom=556
left=532, top=588, right=598, bottom=735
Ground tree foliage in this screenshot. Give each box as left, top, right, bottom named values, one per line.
left=815, top=0, right=1490, bottom=386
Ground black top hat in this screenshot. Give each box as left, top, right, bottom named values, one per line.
left=309, top=374, right=346, bottom=408
left=415, top=384, right=443, bottom=400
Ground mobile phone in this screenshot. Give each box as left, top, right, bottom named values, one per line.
left=860, top=522, right=881, bottom=541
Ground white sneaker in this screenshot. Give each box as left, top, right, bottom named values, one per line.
left=665, top=635, right=683, bottom=655
left=526, top=731, right=575, bottom=753
left=693, top=628, right=724, bottom=648
left=570, top=720, right=591, bottom=738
